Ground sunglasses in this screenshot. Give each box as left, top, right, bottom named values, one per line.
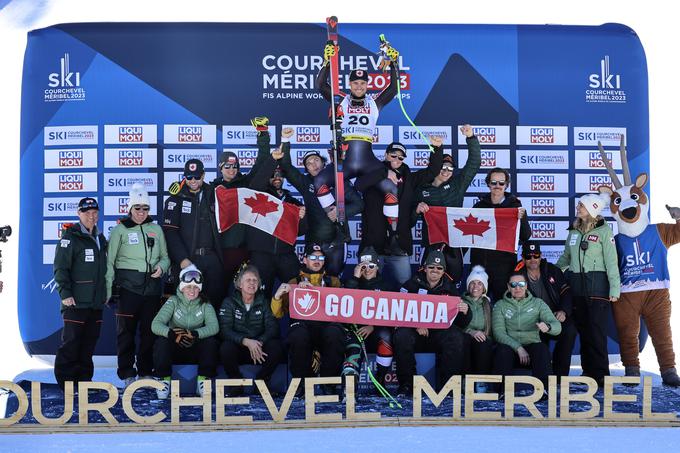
left=388, top=153, right=405, bottom=161
left=181, top=270, right=203, bottom=284
left=426, top=265, right=444, bottom=271
left=307, top=255, right=326, bottom=261
left=509, top=281, right=527, bottom=288
left=489, top=180, right=506, bottom=187
left=132, top=206, right=150, bottom=212
left=185, top=175, right=201, bottom=181
left=441, top=166, right=454, bottom=172
left=361, top=263, right=378, bottom=269
left=524, top=253, right=541, bottom=260
left=221, top=164, right=238, bottom=170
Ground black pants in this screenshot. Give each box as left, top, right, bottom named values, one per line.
left=192, top=253, right=226, bottom=312
left=464, top=335, right=494, bottom=375
left=249, top=251, right=300, bottom=298
left=541, top=317, right=578, bottom=377
left=153, top=335, right=219, bottom=378
left=287, top=321, right=345, bottom=378
left=320, top=239, right=346, bottom=277
left=116, top=287, right=161, bottom=379
left=54, top=308, right=102, bottom=390
left=573, top=296, right=611, bottom=382
left=493, top=342, right=551, bottom=386
left=393, top=325, right=467, bottom=389
left=220, top=338, right=284, bottom=381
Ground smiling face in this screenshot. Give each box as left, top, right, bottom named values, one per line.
left=487, top=171, right=507, bottom=197
left=508, top=274, right=528, bottom=300
left=239, top=271, right=260, bottom=298
left=181, top=284, right=201, bottom=300
left=304, top=155, right=324, bottom=177
left=185, top=174, right=204, bottom=192
left=385, top=151, right=405, bottom=170
left=77, top=209, right=98, bottom=231
left=467, top=280, right=485, bottom=299
left=349, top=79, right=367, bottom=98
left=221, top=164, right=238, bottom=182
left=425, top=263, right=444, bottom=287
left=130, top=205, right=149, bottom=224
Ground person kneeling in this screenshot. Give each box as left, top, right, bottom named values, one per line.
left=218, top=265, right=283, bottom=395
left=492, top=271, right=561, bottom=396
left=151, top=266, right=219, bottom=399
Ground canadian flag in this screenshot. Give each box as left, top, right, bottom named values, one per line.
left=423, top=206, right=520, bottom=253
left=214, top=186, right=301, bottom=245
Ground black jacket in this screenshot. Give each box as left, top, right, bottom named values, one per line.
left=218, top=290, right=279, bottom=345
left=53, top=223, right=108, bottom=311
left=515, top=258, right=573, bottom=317
left=344, top=274, right=389, bottom=291
left=399, top=271, right=472, bottom=329
left=357, top=144, right=444, bottom=254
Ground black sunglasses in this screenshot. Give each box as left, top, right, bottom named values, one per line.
left=388, top=153, right=405, bottom=161
left=441, top=166, right=454, bottom=172
left=221, top=164, right=238, bottom=170
left=489, top=180, right=506, bottom=187
left=132, top=206, right=150, bottom=212
left=185, top=175, right=201, bottom=181
left=426, top=265, right=444, bottom=271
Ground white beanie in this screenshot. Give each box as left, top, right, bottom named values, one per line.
left=128, top=183, right=150, bottom=213
left=466, top=265, right=489, bottom=294
left=178, top=264, right=203, bottom=292
left=579, top=193, right=607, bottom=218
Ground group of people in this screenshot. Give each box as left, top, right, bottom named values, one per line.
left=51, top=43, right=680, bottom=402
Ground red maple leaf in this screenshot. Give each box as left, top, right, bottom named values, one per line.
left=453, top=214, right=491, bottom=244
left=244, top=193, right=279, bottom=222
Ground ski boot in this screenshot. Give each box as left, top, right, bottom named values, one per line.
left=662, top=367, right=680, bottom=387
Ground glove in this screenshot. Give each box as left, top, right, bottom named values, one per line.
left=323, top=42, right=337, bottom=64
left=384, top=45, right=399, bottom=61
left=667, top=204, right=680, bottom=221
left=250, top=116, right=269, bottom=132
left=379, top=44, right=399, bottom=71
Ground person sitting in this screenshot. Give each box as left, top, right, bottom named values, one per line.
left=218, top=265, right=283, bottom=394
left=151, top=266, right=219, bottom=399
left=492, top=271, right=561, bottom=394
left=462, top=266, right=494, bottom=378
left=392, top=249, right=471, bottom=397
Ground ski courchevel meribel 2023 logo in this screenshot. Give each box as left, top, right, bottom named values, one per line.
left=45, top=53, right=86, bottom=102
left=585, top=55, right=626, bottom=104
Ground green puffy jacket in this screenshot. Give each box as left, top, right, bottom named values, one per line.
left=106, top=216, right=170, bottom=298
left=556, top=219, right=620, bottom=298
left=492, top=291, right=561, bottom=351
left=462, top=293, right=492, bottom=336
left=151, top=288, right=219, bottom=339
left=53, top=223, right=108, bottom=311
left=218, top=290, right=279, bottom=345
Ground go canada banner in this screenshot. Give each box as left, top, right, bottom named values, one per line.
left=289, top=285, right=461, bottom=328
left=20, top=22, right=649, bottom=356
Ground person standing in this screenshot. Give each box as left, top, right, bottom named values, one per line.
left=53, top=197, right=108, bottom=390
left=106, top=184, right=170, bottom=387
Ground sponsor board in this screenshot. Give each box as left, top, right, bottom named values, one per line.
left=523, top=197, right=570, bottom=217
left=104, top=125, right=157, bottom=144
left=345, top=243, right=359, bottom=265
left=529, top=221, right=570, bottom=241
left=516, top=150, right=569, bottom=170
left=104, top=173, right=158, bottom=193
left=458, top=149, right=510, bottom=169
left=44, top=53, right=86, bottom=102
left=105, top=148, right=158, bottom=168
left=44, top=173, right=97, bottom=193
left=516, top=174, right=569, bottom=193
left=411, top=244, right=425, bottom=265
left=573, top=127, right=626, bottom=146
left=516, top=126, right=568, bottom=146
left=162, top=171, right=217, bottom=190
left=163, top=149, right=216, bottom=168
left=575, top=150, right=623, bottom=170
left=586, top=55, right=627, bottom=104
left=457, top=125, right=510, bottom=145
left=349, top=220, right=362, bottom=241
left=516, top=245, right=565, bottom=265
left=411, top=220, right=423, bottom=242
left=466, top=173, right=493, bottom=193
left=103, top=221, right=118, bottom=238
left=43, top=220, right=76, bottom=241
left=575, top=173, right=623, bottom=193
left=44, top=148, right=97, bottom=169
left=399, top=126, right=451, bottom=145
left=372, top=126, right=394, bottom=145
left=222, top=126, right=277, bottom=145
left=234, top=147, right=275, bottom=169
left=44, top=126, right=98, bottom=146
left=43, top=197, right=98, bottom=217
left=163, top=124, right=217, bottom=144
left=43, top=244, right=57, bottom=265
left=463, top=197, right=478, bottom=208
left=283, top=125, right=331, bottom=145
left=103, top=196, right=158, bottom=216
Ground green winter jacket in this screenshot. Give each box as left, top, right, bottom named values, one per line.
left=151, top=288, right=219, bottom=339
left=556, top=219, right=620, bottom=298
left=492, top=291, right=561, bottom=351
left=462, top=293, right=492, bottom=336
left=106, top=216, right=170, bottom=298
left=218, top=291, right=279, bottom=345
left=53, top=223, right=108, bottom=311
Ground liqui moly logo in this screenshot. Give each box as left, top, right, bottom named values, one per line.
left=530, top=128, right=555, bottom=144
left=178, top=126, right=203, bottom=143
left=531, top=175, right=555, bottom=191
left=531, top=222, right=556, bottom=239
left=118, top=126, right=143, bottom=143
left=119, top=150, right=143, bottom=166
left=296, top=127, right=321, bottom=143
left=237, top=149, right=259, bottom=167
left=480, top=151, right=496, bottom=167
left=531, top=199, right=555, bottom=215
left=59, top=174, right=83, bottom=191
left=589, top=56, right=621, bottom=89
left=589, top=152, right=611, bottom=168
left=118, top=197, right=129, bottom=214
left=473, top=127, right=496, bottom=144
left=590, top=175, right=613, bottom=191
left=58, top=150, right=83, bottom=167
left=48, top=53, right=81, bottom=88
left=414, top=150, right=430, bottom=167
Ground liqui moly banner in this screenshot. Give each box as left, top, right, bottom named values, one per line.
left=423, top=207, right=520, bottom=253
left=289, top=285, right=461, bottom=329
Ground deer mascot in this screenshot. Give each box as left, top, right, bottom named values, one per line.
left=598, top=136, right=680, bottom=386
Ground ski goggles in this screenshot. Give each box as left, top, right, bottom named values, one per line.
left=509, top=281, right=527, bottom=288
left=180, top=270, right=203, bottom=285
left=306, top=255, right=326, bottom=261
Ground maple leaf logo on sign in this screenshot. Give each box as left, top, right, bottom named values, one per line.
left=453, top=214, right=491, bottom=244
left=244, top=193, right=279, bottom=222
left=294, top=288, right=320, bottom=317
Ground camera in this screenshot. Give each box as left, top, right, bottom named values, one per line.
left=0, top=225, right=11, bottom=243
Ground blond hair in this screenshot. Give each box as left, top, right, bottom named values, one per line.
left=573, top=215, right=603, bottom=234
